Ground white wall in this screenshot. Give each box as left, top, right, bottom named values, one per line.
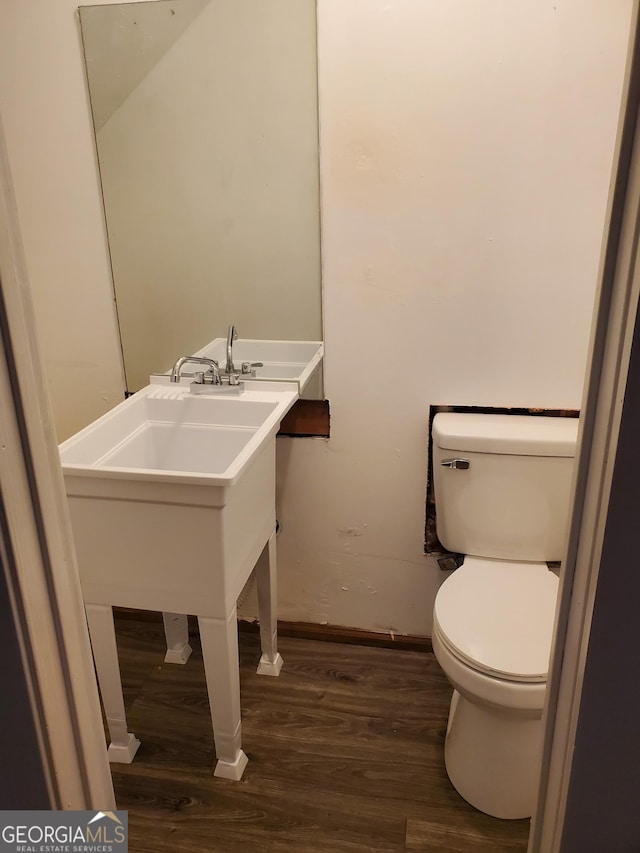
left=268, top=0, right=632, bottom=636
left=0, top=0, right=631, bottom=636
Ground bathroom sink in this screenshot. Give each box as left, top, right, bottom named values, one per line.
left=59, top=384, right=297, bottom=489
left=60, top=381, right=298, bottom=781
left=59, top=378, right=297, bottom=615
left=59, top=381, right=298, bottom=601
left=189, top=338, right=324, bottom=393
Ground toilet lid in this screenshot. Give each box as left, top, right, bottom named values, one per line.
left=434, top=557, right=559, bottom=682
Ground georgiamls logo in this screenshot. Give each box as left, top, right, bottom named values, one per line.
left=85, top=812, right=126, bottom=844
left=0, top=810, right=127, bottom=848
left=87, top=812, right=123, bottom=826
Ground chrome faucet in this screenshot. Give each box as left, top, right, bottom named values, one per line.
left=170, top=356, right=221, bottom=384
left=225, top=324, right=238, bottom=375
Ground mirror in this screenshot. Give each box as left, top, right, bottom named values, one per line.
left=79, top=0, right=322, bottom=393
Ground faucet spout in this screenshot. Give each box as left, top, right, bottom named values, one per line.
left=170, top=356, right=220, bottom=384
left=226, top=324, right=238, bottom=375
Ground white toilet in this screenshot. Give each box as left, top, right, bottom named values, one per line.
left=431, top=412, right=578, bottom=820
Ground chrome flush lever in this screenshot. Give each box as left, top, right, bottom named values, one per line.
left=440, top=458, right=470, bottom=470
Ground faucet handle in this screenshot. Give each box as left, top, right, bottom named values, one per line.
left=194, top=364, right=220, bottom=385
left=241, top=361, right=263, bottom=374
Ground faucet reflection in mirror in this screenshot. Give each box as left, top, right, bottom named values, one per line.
left=225, top=324, right=238, bottom=375
left=169, top=343, right=251, bottom=395
left=79, top=0, right=322, bottom=394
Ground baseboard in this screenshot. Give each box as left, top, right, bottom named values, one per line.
left=239, top=619, right=433, bottom=653
left=113, top=607, right=432, bottom=653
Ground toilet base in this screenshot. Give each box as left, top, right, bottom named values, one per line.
left=444, top=689, right=542, bottom=820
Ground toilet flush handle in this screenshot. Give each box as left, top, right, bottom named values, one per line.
left=440, top=458, right=470, bottom=470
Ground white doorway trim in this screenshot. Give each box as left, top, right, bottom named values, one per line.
left=0, top=114, right=115, bottom=809
left=530, top=2, right=640, bottom=849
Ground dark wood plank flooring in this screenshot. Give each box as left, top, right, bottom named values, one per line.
left=109, top=614, right=530, bottom=852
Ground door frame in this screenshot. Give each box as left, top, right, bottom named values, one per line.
left=0, top=115, right=115, bottom=809
left=530, top=2, right=640, bottom=849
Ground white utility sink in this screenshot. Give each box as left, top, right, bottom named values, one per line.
left=60, top=382, right=297, bottom=781
left=60, top=386, right=295, bottom=487
left=191, top=338, right=323, bottom=393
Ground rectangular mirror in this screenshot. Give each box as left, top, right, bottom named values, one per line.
left=79, top=0, right=322, bottom=394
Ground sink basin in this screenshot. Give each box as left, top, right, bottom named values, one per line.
left=60, top=385, right=297, bottom=488
left=189, top=338, right=323, bottom=393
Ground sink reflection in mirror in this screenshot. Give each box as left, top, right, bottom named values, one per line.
left=191, top=337, right=324, bottom=394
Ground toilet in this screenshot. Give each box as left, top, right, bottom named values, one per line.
left=431, top=412, right=578, bottom=820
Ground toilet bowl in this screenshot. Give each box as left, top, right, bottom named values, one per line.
left=433, top=556, right=558, bottom=819
left=430, top=412, right=578, bottom=820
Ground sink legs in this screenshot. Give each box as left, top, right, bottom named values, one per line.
left=160, top=531, right=283, bottom=677
left=162, top=612, right=192, bottom=664
left=87, top=531, right=282, bottom=781
left=256, top=532, right=283, bottom=676
left=85, top=603, right=140, bottom=764
left=198, top=609, right=248, bottom=780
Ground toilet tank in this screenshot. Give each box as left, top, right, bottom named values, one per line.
left=432, top=413, right=578, bottom=562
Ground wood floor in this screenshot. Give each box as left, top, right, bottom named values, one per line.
left=108, top=613, right=530, bottom=852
